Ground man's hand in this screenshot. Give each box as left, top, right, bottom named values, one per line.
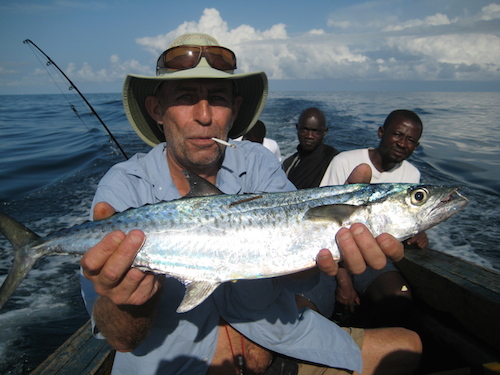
left=315, top=224, right=404, bottom=277
left=80, top=202, right=162, bottom=306
left=405, top=231, right=429, bottom=249
left=335, top=268, right=360, bottom=312
left=337, top=223, right=404, bottom=274
left=316, top=248, right=339, bottom=276
left=316, top=161, right=404, bottom=277
left=81, top=202, right=163, bottom=351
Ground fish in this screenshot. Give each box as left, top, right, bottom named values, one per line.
left=0, top=171, right=468, bottom=312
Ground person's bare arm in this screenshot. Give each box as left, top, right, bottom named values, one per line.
left=81, top=202, right=163, bottom=352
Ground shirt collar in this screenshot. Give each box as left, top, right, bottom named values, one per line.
left=124, top=143, right=244, bottom=199
left=126, top=144, right=182, bottom=201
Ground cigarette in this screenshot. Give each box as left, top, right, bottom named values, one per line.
left=212, top=137, right=236, bottom=148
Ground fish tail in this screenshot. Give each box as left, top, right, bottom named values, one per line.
left=0, top=212, right=44, bottom=309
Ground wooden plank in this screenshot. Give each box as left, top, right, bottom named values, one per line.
left=396, top=248, right=500, bottom=353
left=31, top=320, right=115, bottom=375
left=404, top=249, right=500, bottom=295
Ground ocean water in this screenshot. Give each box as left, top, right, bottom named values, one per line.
left=0, top=91, right=499, bottom=373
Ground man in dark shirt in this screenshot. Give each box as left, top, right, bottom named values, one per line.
left=283, top=107, right=339, bottom=188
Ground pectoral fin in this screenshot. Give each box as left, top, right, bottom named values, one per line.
left=177, top=280, right=221, bottom=313
left=304, top=204, right=364, bottom=225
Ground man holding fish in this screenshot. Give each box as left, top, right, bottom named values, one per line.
left=80, top=33, right=422, bottom=374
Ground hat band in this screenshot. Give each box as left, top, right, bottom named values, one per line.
left=156, top=45, right=237, bottom=75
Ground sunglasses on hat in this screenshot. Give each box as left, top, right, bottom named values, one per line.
left=156, top=45, right=237, bottom=74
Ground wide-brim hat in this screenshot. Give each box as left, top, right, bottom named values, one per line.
left=123, top=33, right=268, bottom=147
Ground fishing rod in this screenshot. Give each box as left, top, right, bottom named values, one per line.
left=23, top=39, right=129, bottom=160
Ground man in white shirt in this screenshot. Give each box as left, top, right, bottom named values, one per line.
left=321, top=109, right=427, bottom=248
left=310, top=110, right=427, bottom=329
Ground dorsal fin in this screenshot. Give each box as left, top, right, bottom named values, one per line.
left=182, top=170, right=224, bottom=197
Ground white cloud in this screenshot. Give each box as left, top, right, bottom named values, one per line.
left=383, top=13, right=453, bottom=32
left=63, top=55, right=151, bottom=83
left=479, top=3, right=500, bottom=21
left=52, top=5, right=500, bottom=86
left=388, top=34, right=500, bottom=67
left=135, top=8, right=287, bottom=55
left=308, top=29, right=325, bottom=35
left=327, top=20, right=350, bottom=29
left=0, top=65, right=17, bottom=75
left=132, top=8, right=370, bottom=80
left=321, top=2, right=500, bottom=82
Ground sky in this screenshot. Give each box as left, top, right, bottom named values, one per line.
left=1, top=0, right=499, bottom=95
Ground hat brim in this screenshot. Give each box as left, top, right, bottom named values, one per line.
left=123, top=68, right=268, bottom=147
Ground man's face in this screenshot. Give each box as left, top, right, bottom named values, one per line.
left=378, top=118, right=421, bottom=164
left=297, top=117, right=327, bottom=152
left=149, top=79, right=241, bottom=172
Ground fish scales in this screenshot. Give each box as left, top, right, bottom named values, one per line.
left=131, top=186, right=373, bottom=281
left=0, top=176, right=468, bottom=312
left=23, top=185, right=367, bottom=281
left=114, top=184, right=437, bottom=281
left=131, top=194, right=330, bottom=281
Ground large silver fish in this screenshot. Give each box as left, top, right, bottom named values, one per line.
left=0, top=172, right=468, bottom=312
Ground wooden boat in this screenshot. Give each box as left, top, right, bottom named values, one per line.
left=31, top=247, right=500, bottom=375
left=395, top=248, right=500, bottom=374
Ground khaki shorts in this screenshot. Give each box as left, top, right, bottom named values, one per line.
left=297, top=327, right=364, bottom=375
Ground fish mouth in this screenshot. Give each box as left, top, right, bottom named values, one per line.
left=431, top=189, right=469, bottom=214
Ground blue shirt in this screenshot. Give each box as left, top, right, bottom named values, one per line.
left=81, top=141, right=362, bottom=374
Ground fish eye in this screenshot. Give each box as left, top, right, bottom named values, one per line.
left=410, top=188, right=429, bottom=205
